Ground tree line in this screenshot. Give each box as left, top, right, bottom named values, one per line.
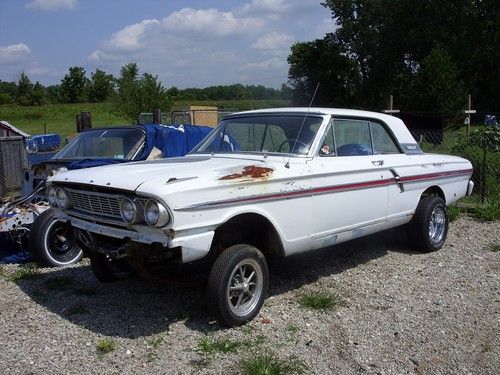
left=288, top=0, right=499, bottom=115
left=0, top=66, right=289, bottom=108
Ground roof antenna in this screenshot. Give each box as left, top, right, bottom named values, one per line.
left=285, top=82, right=320, bottom=169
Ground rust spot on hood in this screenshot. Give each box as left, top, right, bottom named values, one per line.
left=219, top=165, right=273, bottom=180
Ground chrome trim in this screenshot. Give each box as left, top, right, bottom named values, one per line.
left=466, top=180, right=474, bottom=196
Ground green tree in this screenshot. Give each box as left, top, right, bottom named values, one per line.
left=288, top=35, right=358, bottom=106
left=88, top=69, right=115, bottom=102
left=16, top=72, right=33, bottom=106
left=30, top=82, right=46, bottom=106
left=60, top=66, right=88, bottom=103
left=409, top=47, right=465, bottom=115
left=114, top=63, right=174, bottom=123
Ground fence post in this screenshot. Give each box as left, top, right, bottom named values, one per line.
left=481, top=139, right=487, bottom=204
left=76, top=112, right=92, bottom=133
left=153, top=109, right=162, bottom=124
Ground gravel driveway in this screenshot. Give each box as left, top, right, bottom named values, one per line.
left=0, top=216, right=498, bottom=375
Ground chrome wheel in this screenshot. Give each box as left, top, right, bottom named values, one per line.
left=226, top=259, right=263, bottom=317
left=429, top=206, right=446, bottom=245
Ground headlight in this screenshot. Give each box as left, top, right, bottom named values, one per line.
left=144, top=200, right=170, bottom=227
left=120, top=198, right=144, bottom=224
left=55, top=188, right=72, bottom=209
left=47, top=186, right=57, bottom=207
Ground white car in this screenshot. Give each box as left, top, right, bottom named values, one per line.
left=47, top=108, right=474, bottom=326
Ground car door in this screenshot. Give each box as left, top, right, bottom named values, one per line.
left=308, top=118, right=392, bottom=244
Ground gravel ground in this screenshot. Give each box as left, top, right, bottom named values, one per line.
left=0, top=216, right=498, bottom=375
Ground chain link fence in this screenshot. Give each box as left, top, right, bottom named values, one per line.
left=410, top=127, right=500, bottom=204
left=2, top=119, right=498, bottom=205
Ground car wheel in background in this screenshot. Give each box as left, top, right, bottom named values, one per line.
left=408, top=196, right=449, bottom=252
left=29, top=208, right=83, bottom=267
left=90, top=254, right=134, bottom=282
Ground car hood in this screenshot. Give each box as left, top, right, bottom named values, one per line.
left=48, top=154, right=282, bottom=192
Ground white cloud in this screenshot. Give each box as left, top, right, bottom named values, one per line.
left=162, top=8, right=263, bottom=36
left=240, top=57, right=285, bottom=71
left=26, top=0, right=77, bottom=11
left=239, top=0, right=320, bottom=15
left=0, top=43, right=32, bottom=64
left=106, top=19, right=160, bottom=51
left=252, top=31, right=294, bottom=50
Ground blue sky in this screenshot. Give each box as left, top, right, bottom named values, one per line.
left=0, top=0, right=334, bottom=88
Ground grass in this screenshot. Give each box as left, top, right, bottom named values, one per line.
left=145, top=336, right=164, bottom=363
left=0, top=99, right=290, bottom=140
left=9, top=262, right=41, bottom=282
left=472, top=200, right=500, bottom=221
left=0, top=102, right=128, bottom=139
left=44, top=276, right=74, bottom=291
left=298, top=291, right=344, bottom=311
left=447, top=204, right=461, bottom=222
left=286, top=324, right=299, bottom=334
left=0, top=264, right=4, bottom=277
left=240, top=354, right=307, bottom=375
left=490, top=244, right=500, bottom=252
left=96, top=338, right=117, bottom=354
left=198, top=336, right=242, bottom=356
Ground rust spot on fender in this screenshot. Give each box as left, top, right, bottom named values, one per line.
left=219, top=165, right=273, bottom=180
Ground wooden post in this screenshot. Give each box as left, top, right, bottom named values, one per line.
left=43, top=123, right=47, bottom=134
left=383, top=95, right=400, bottom=116
left=464, top=94, right=476, bottom=135
left=77, top=112, right=92, bottom=132
left=152, top=109, right=162, bottom=124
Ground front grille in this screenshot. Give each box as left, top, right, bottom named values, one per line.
left=67, top=188, right=122, bottom=219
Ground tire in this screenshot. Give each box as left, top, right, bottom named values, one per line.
left=207, top=244, right=268, bottom=327
left=29, top=208, right=83, bottom=267
left=90, top=254, right=134, bottom=283
left=408, top=196, right=448, bottom=252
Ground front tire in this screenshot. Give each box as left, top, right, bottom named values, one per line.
left=90, top=254, right=134, bottom=283
left=29, top=208, right=83, bottom=267
left=207, top=244, right=268, bottom=327
left=408, top=196, right=448, bottom=252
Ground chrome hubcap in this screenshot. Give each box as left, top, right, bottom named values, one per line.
left=227, top=259, right=263, bottom=317
left=429, top=206, right=446, bottom=244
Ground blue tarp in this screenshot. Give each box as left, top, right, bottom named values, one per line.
left=67, top=124, right=212, bottom=170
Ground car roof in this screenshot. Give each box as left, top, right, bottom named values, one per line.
left=228, top=107, right=418, bottom=146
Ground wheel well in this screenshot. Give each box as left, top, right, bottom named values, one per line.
left=421, top=186, right=446, bottom=203
left=210, top=213, right=284, bottom=257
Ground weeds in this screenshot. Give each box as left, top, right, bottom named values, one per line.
left=96, top=338, right=117, bottom=355
left=447, top=204, right=461, bottom=222
left=286, top=324, right=299, bottom=334
left=9, top=263, right=41, bottom=282
left=44, top=276, right=74, bottom=292
left=490, top=243, right=500, bottom=252
left=298, top=291, right=344, bottom=311
left=240, top=354, right=307, bottom=375
left=472, top=201, right=500, bottom=221
left=145, top=336, right=164, bottom=363
left=198, top=336, right=242, bottom=356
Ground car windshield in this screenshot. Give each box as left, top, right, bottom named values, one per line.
left=53, top=128, right=145, bottom=160
left=192, top=114, right=324, bottom=155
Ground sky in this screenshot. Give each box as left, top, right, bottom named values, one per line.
left=0, top=0, right=335, bottom=89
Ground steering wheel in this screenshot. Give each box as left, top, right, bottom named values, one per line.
left=277, top=139, right=308, bottom=153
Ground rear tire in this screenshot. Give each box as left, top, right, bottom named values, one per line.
left=207, top=244, right=268, bottom=327
left=90, top=254, right=134, bottom=283
left=29, top=208, right=83, bottom=267
left=408, top=196, right=448, bottom=252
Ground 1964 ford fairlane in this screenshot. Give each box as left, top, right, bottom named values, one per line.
left=47, top=108, right=473, bottom=326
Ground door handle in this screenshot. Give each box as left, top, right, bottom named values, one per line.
left=371, top=160, right=384, bottom=166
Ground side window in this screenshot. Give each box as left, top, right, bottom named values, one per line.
left=370, top=122, right=400, bottom=154
left=319, top=120, right=335, bottom=156
left=334, top=119, right=373, bottom=156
